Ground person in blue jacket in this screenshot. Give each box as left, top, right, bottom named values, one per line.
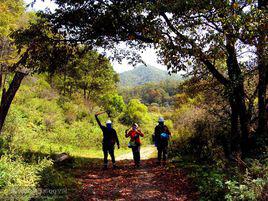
left=154, top=117, right=171, bottom=164
left=95, top=112, right=120, bottom=169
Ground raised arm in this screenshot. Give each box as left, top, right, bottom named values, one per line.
left=137, top=129, right=144, bottom=137
left=95, top=113, right=103, bottom=128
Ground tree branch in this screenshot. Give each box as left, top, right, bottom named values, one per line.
left=160, top=12, right=230, bottom=86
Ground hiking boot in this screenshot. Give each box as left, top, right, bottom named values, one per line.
left=135, top=163, right=140, bottom=168
left=102, top=165, right=108, bottom=170
left=113, top=164, right=118, bottom=169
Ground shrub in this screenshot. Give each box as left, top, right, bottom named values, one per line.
left=120, top=99, right=151, bottom=125
left=0, top=155, right=52, bottom=200
left=101, top=94, right=126, bottom=117
left=225, top=159, right=268, bottom=201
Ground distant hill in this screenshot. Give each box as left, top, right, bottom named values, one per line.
left=119, top=65, right=181, bottom=87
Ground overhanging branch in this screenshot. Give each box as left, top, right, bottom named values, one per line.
left=160, top=12, right=230, bottom=86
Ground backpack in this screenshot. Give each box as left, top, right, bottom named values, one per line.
left=160, top=132, right=169, bottom=140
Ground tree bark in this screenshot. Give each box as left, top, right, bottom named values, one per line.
left=0, top=72, right=26, bottom=133
left=236, top=87, right=250, bottom=157
left=229, top=95, right=240, bottom=154
left=226, top=37, right=250, bottom=157
left=257, top=57, right=267, bottom=138
left=257, top=0, right=268, bottom=140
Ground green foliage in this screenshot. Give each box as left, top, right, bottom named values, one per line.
left=191, top=166, right=226, bottom=201
left=168, top=89, right=267, bottom=201
left=0, top=0, right=25, bottom=37
left=225, top=179, right=265, bottom=201
left=119, top=79, right=182, bottom=106
left=225, top=159, right=268, bottom=201
left=172, top=157, right=268, bottom=201
left=52, top=50, right=119, bottom=101
left=0, top=155, right=52, bottom=200
left=101, top=94, right=126, bottom=117
left=0, top=74, right=126, bottom=200
left=1, top=75, right=156, bottom=155
left=120, top=99, right=151, bottom=125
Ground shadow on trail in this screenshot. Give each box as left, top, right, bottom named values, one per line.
left=68, top=158, right=199, bottom=201
left=17, top=150, right=198, bottom=200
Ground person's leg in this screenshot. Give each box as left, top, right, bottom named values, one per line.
left=132, top=146, right=139, bottom=166
left=136, top=146, right=141, bottom=166
left=163, top=146, right=168, bottom=161
left=108, top=146, right=116, bottom=168
left=103, top=146, right=108, bottom=169
left=157, top=146, right=162, bottom=163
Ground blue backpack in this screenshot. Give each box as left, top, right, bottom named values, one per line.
left=160, top=132, right=169, bottom=140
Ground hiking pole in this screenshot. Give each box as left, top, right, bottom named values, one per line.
left=95, top=111, right=106, bottom=116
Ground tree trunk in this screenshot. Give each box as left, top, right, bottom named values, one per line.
left=257, top=0, right=268, bottom=140
left=257, top=60, right=267, bottom=138
left=229, top=95, right=240, bottom=154
left=236, top=87, right=250, bottom=157
left=226, top=37, right=250, bottom=157
left=0, top=72, right=26, bottom=133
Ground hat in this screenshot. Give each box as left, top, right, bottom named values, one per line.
left=158, top=117, right=164, bottom=123
left=132, top=123, right=138, bottom=128
left=106, top=120, right=112, bottom=124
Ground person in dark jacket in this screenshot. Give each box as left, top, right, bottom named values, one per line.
left=95, top=112, right=120, bottom=169
left=125, top=123, right=144, bottom=168
left=154, top=117, right=171, bottom=164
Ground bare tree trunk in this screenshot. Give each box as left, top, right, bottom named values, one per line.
left=0, top=72, right=26, bottom=133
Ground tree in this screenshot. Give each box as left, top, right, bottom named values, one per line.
left=52, top=49, right=119, bottom=100
left=120, top=99, right=150, bottom=125
left=43, top=0, right=267, bottom=157
left=0, top=9, right=78, bottom=133
left=101, top=94, right=125, bottom=117
left=0, top=0, right=27, bottom=132
left=256, top=0, right=268, bottom=142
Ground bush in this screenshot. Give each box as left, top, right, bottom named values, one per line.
left=225, top=159, right=268, bottom=201
left=169, top=102, right=229, bottom=163
left=120, top=99, right=151, bottom=125
left=0, top=155, right=52, bottom=200
left=101, top=94, right=126, bottom=117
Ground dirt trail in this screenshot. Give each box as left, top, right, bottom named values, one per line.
left=116, top=145, right=156, bottom=160
left=70, top=146, right=199, bottom=201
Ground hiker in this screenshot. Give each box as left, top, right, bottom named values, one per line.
left=95, top=112, right=120, bottom=169
left=125, top=123, right=144, bottom=167
left=153, top=117, right=171, bottom=164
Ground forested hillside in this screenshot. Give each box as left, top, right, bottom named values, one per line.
left=119, top=65, right=181, bottom=87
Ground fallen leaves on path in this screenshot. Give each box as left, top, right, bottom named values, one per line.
left=69, top=159, right=199, bottom=201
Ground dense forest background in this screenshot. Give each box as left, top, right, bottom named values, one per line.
left=0, top=0, right=267, bottom=200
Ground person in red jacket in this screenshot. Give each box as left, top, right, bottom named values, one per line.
left=125, top=123, right=144, bottom=167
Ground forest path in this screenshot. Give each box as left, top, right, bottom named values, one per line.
left=69, top=146, right=199, bottom=201
left=116, top=145, right=156, bottom=160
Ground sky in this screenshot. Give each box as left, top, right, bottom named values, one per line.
left=24, top=0, right=168, bottom=73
